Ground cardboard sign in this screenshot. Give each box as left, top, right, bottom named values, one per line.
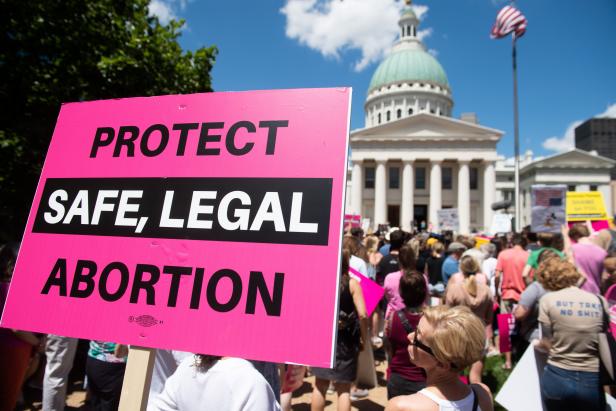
left=0, top=88, right=352, bottom=367
left=496, top=345, right=616, bottom=410
left=566, top=191, right=608, bottom=221
left=437, top=208, right=459, bottom=231
left=349, top=267, right=384, bottom=317
left=531, top=185, right=566, bottom=233
left=344, top=214, right=361, bottom=229
left=490, top=213, right=512, bottom=235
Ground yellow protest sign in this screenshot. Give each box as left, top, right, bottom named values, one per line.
left=566, top=191, right=608, bottom=221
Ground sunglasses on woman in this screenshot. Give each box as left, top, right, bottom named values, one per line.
left=410, top=330, right=436, bottom=357
left=410, top=330, right=458, bottom=369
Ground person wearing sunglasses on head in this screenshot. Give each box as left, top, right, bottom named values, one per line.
left=385, top=305, right=493, bottom=411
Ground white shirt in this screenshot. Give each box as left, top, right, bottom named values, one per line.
left=148, top=350, right=192, bottom=406
left=419, top=388, right=482, bottom=411
left=350, top=255, right=369, bottom=277
left=148, top=357, right=281, bottom=411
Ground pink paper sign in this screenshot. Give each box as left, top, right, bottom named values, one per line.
left=349, top=267, right=384, bottom=317
left=0, top=88, right=352, bottom=367
left=344, top=214, right=361, bottom=228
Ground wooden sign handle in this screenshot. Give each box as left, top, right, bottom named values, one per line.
left=119, top=346, right=156, bottom=411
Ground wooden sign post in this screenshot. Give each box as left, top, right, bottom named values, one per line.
left=119, top=347, right=156, bottom=411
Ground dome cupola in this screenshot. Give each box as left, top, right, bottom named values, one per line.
left=365, top=1, right=453, bottom=127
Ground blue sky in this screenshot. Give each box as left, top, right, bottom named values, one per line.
left=149, top=0, right=616, bottom=159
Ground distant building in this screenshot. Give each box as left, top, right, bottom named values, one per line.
left=575, top=118, right=616, bottom=178
left=495, top=149, right=615, bottom=226
left=575, top=118, right=616, bottom=214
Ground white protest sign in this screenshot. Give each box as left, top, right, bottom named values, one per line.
left=496, top=345, right=616, bottom=410
left=531, top=185, right=566, bottom=233
left=490, top=213, right=512, bottom=235
left=496, top=345, right=547, bottom=410
left=437, top=208, right=459, bottom=231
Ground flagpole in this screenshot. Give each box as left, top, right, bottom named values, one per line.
left=512, top=34, right=521, bottom=232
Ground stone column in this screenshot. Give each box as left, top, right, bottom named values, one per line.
left=482, top=161, right=496, bottom=232
left=429, top=161, right=442, bottom=229
left=401, top=161, right=414, bottom=231
left=457, top=161, right=470, bottom=234
left=351, top=160, right=363, bottom=215
left=374, top=160, right=387, bottom=226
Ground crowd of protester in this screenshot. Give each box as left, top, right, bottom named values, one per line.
left=2, top=215, right=616, bottom=410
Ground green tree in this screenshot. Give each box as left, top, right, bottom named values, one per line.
left=0, top=0, right=217, bottom=241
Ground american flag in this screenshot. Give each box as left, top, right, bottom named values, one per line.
left=491, top=5, right=527, bottom=39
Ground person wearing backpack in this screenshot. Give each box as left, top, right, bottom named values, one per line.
left=384, top=271, right=427, bottom=399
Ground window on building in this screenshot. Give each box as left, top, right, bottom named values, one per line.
left=406, top=26, right=410, bottom=36
left=442, top=167, right=452, bottom=189
left=386, top=111, right=391, bottom=121
left=415, top=167, right=426, bottom=189
left=397, top=109, right=402, bottom=119
left=590, top=185, right=598, bottom=191
left=389, top=167, right=400, bottom=189
left=365, top=167, right=375, bottom=189
left=378, top=113, right=381, bottom=124
left=408, top=108, right=414, bottom=115
left=470, top=167, right=478, bottom=190
left=568, top=185, right=576, bottom=192
left=412, top=26, right=416, bottom=36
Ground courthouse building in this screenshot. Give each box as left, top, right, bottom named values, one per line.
left=346, top=6, right=615, bottom=233
left=348, top=7, right=503, bottom=233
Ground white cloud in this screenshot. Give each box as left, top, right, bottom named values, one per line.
left=281, top=0, right=433, bottom=72
left=148, top=0, right=190, bottom=25
left=598, top=103, right=616, bottom=118
left=542, top=103, right=616, bottom=153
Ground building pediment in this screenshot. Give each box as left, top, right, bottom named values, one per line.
left=523, top=149, right=616, bottom=171
left=350, top=113, right=503, bottom=142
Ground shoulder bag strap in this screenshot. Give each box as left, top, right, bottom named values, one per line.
left=470, top=384, right=479, bottom=411
left=396, top=309, right=415, bottom=334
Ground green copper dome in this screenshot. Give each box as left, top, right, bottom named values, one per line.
left=368, top=49, right=450, bottom=92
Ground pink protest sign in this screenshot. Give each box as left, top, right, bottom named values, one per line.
left=344, top=214, right=361, bottom=229
left=349, top=267, right=384, bottom=316
left=0, top=88, right=352, bottom=367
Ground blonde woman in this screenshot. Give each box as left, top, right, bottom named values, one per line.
left=448, top=255, right=488, bottom=286
left=444, top=259, right=493, bottom=384
left=363, top=235, right=383, bottom=281
left=385, top=305, right=493, bottom=411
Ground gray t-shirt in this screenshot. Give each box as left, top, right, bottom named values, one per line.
left=518, top=282, right=546, bottom=341
left=539, top=287, right=604, bottom=372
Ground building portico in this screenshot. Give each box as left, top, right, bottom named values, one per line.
left=349, top=113, right=503, bottom=233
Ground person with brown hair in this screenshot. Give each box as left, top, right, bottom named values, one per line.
left=444, top=256, right=493, bottom=383
left=385, top=271, right=427, bottom=399
left=385, top=305, right=493, bottom=411
left=535, top=257, right=606, bottom=410
left=384, top=244, right=419, bottom=320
